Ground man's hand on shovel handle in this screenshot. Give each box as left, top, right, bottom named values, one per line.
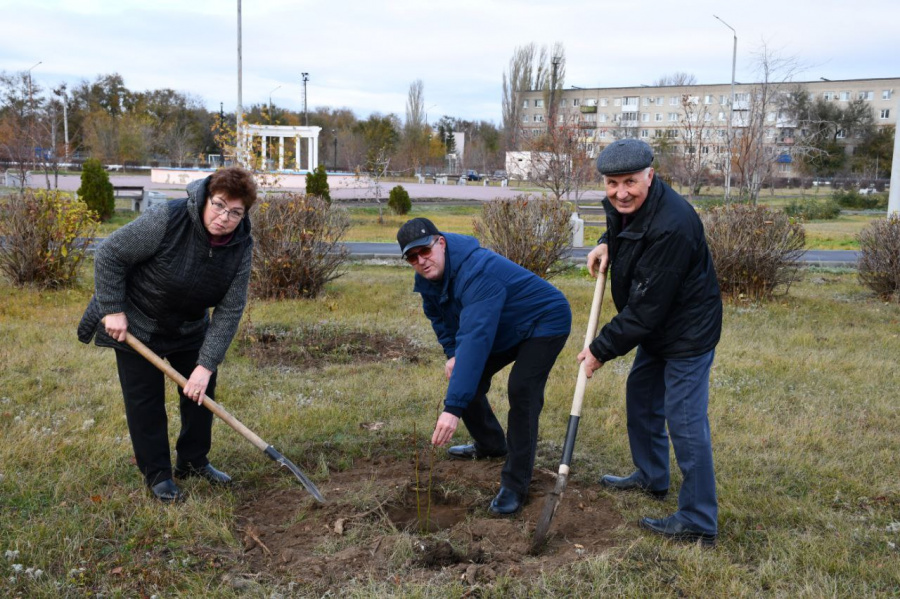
left=587, top=243, right=609, bottom=278
left=432, top=412, right=459, bottom=446
left=104, top=312, right=129, bottom=342
left=183, top=365, right=213, bottom=405
left=577, top=347, right=604, bottom=378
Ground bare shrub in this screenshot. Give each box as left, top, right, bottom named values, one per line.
left=250, top=193, right=350, bottom=299
left=0, top=190, right=98, bottom=288
left=857, top=216, right=900, bottom=301
left=473, top=195, right=573, bottom=279
left=701, top=204, right=804, bottom=301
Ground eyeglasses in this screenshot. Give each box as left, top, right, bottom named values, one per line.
left=404, top=238, right=438, bottom=264
left=209, top=198, right=246, bottom=221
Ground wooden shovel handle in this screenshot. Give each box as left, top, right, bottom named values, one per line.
left=570, top=271, right=607, bottom=419
left=119, top=328, right=268, bottom=452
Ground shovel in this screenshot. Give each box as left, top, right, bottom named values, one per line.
left=114, top=325, right=325, bottom=503
left=531, top=269, right=606, bottom=552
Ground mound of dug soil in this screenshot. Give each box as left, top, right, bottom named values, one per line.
left=234, top=456, right=624, bottom=590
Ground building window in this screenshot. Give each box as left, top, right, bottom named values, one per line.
left=586, top=98, right=598, bottom=107
left=624, top=96, right=639, bottom=106
left=883, top=90, right=893, bottom=100
left=703, top=113, right=711, bottom=122
left=823, top=91, right=834, bottom=101
left=668, top=113, right=678, bottom=122
left=767, top=112, right=776, bottom=122
left=573, top=98, right=580, bottom=107
left=599, top=130, right=607, bottom=138
left=535, top=99, right=544, bottom=107
left=522, top=100, right=529, bottom=108
left=718, top=111, right=725, bottom=121
left=720, top=95, right=727, bottom=104
left=656, top=96, right=664, bottom=105
left=559, top=99, right=567, bottom=107
left=643, top=97, right=650, bottom=106
left=522, top=114, right=529, bottom=123
left=558, top=114, right=565, bottom=123
left=836, top=129, right=846, bottom=139
left=704, top=94, right=713, bottom=104
left=735, top=92, right=750, bottom=103
left=614, top=98, right=622, bottom=106
left=640, top=129, right=649, bottom=138
left=881, top=109, right=891, bottom=119
left=666, top=129, right=677, bottom=138
left=599, top=114, right=607, bottom=123
left=583, top=114, right=596, bottom=122
left=534, top=114, right=544, bottom=122
left=641, top=112, right=650, bottom=122
left=669, top=96, right=678, bottom=106
left=701, top=146, right=710, bottom=154
left=858, top=91, right=874, bottom=101
left=839, top=91, right=851, bottom=101
left=600, top=98, right=608, bottom=107
left=622, top=112, right=638, bottom=122
left=655, top=113, right=663, bottom=122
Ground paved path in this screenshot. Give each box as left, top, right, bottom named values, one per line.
left=346, top=242, right=859, bottom=267
left=40, top=174, right=605, bottom=202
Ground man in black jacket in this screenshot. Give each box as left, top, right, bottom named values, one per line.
left=578, top=139, right=722, bottom=546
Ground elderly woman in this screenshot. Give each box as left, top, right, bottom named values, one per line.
left=78, top=166, right=256, bottom=503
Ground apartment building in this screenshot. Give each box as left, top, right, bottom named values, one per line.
left=519, top=77, right=899, bottom=178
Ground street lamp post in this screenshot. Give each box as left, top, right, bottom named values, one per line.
left=268, top=84, right=282, bottom=123
left=714, top=15, right=737, bottom=202
left=301, top=73, right=309, bottom=126
left=332, top=129, right=337, bottom=171
left=26, top=61, right=41, bottom=172
left=236, top=0, right=243, bottom=165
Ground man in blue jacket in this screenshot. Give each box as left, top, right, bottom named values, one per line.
left=578, top=139, right=722, bottom=546
left=398, top=218, right=571, bottom=515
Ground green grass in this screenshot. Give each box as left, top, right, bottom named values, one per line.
left=1, top=264, right=899, bottom=596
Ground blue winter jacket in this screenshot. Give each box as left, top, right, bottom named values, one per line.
left=414, top=233, right=571, bottom=416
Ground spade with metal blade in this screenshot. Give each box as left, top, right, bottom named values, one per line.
left=531, top=269, right=606, bottom=552
left=115, top=325, right=325, bottom=503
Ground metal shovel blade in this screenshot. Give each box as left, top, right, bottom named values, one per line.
left=264, top=445, right=326, bottom=503
left=531, top=470, right=569, bottom=553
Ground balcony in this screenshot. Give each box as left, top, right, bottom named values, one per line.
left=580, top=105, right=597, bottom=113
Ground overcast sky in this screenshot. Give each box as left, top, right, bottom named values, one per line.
left=3, top=0, right=899, bottom=125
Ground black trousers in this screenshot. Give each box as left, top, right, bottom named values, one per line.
left=115, top=348, right=217, bottom=487
left=459, top=334, right=568, bottom=496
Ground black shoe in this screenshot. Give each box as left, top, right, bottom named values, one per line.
left=174, top=463, right=232, bottom=486
left=639, top=516, right=717, bottom=547
left=599, top=472, right=668, bottom=499
left=447, top=444, right=508, bottom=460
left=150, top=479, right=184, bottom=503
left=488, top=486, right=524, bottom=515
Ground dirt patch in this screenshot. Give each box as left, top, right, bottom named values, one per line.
left=238, top=323, right=425, bottom=369
left=234, top=455, right=624, bottom=591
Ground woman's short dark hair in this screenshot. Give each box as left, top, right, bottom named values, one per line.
left=208, top=166, right=258, bottom=209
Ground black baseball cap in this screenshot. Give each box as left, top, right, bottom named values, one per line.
left=397, top=217, right=440, bottom=258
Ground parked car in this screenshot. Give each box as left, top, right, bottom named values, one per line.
left=491, top=170, right=508, bottom=180
left=466, top=169, right=481, bottom=181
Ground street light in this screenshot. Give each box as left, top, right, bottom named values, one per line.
left=301, top=73, right=309, bottom=126
left=332, top=129, right=337, bottom=172
left=714, top=14, right=736, bottom=202
left=26, top=61, right=41, bottom=170
left=426, top=104, right=438, bottom=127
left=268, top=84, right=281, bottom=123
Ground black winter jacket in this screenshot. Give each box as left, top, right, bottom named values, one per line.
left=589, top=177, right=721, bottom=362
left=77, top=177, right=253, bottom=370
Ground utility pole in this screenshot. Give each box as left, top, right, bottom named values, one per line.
left=301, top=72, right=309, bottom=126
left=236, top=0, right=243, bottom=165
left=550, top=55, right=561, bottom=131
left=26, top=61, right=41, bottom=173
left=332, top=129, right=337, bottom=171
left=714, top=15, right=737, bottom=203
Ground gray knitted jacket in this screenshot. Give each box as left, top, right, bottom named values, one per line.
left=77, top=177, right=253, bottom=371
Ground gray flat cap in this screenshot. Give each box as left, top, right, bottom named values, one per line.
left=596, top=139, right=654, bottom=175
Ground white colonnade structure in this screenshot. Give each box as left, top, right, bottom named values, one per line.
left=244, top=124, right=322, bottom=171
